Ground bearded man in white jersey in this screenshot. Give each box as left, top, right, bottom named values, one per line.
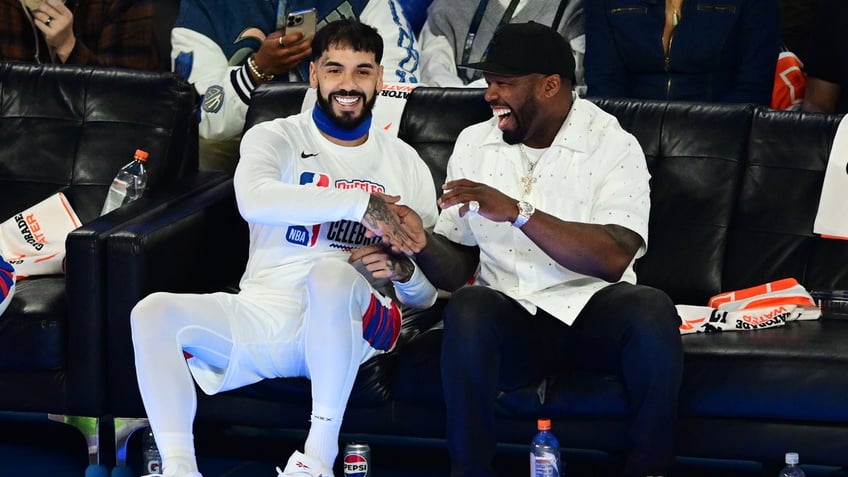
left=130, top=18, right=438, bottom=477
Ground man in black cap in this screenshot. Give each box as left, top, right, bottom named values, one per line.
left=387, top=21, right=683, bottom=477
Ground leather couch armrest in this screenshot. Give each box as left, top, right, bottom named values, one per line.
left=103, top=178, right=248, bottom=416
left=63, top=171, right=229, bottom=415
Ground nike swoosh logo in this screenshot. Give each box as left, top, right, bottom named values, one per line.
left=301, top=151, right=319, bottom=158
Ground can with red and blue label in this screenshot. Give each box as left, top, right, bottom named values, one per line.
left=343, top=441, right=371, bottom=477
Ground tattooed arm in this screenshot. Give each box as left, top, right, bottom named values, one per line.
left=350, top=244, right=438, bottom=309
left=360, top=194, right=426, bottom=255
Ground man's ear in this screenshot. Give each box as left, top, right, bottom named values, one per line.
left=376, top=65, right=384, bottom=92
left=309, top=61, right=318, bottom=88
left=543, top=74, right=561, bottom=98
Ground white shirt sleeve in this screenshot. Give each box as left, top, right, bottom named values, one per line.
left=361, top=0, right=420, bottom=83
left=433, top=127, right=479, bottom=246
left=234, top=122, right=372, bottom=226
left=172, top=27, right=255, bottom=141
left=418, top=21, right=466, bottom=87
left=393, top=261, right=438, bottom=309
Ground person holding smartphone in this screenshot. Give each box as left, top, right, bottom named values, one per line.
left=172, top=0, right=421, bottom=174
left=1, top=0, right=160, bottom=69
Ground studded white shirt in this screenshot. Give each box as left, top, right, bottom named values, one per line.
left=433, top=95, right=650, bottom=325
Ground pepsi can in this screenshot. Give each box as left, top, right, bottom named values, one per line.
left=343, top=441, right=370, bottom=477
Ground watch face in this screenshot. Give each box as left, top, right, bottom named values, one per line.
left=513, top=201, right=534, bottom=227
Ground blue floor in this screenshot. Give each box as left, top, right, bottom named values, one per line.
left=1, top=412, right=845, bottom=477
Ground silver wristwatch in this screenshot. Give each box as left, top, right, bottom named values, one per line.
left=512, top=200, right=535, bottom=228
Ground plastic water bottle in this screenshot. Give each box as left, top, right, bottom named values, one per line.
left=779, top=452, right=805, bottom=477
left=142, top=427, right=162, bottom=475
left=100, top=149, right=149, bottom=215
left=530, top=418, right=562, bottom=477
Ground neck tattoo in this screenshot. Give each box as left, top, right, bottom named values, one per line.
left=520, top=145, right=542, bottom=196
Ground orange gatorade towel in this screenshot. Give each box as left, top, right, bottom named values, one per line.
left=0, top=193, right=82, bottom=278
left=678, top=278, right=820, bottom=334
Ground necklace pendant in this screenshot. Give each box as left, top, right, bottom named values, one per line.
left=521, top=175, right=535, bottom=195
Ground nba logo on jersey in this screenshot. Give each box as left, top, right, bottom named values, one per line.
left=300, top=171, right=330, bottom=187
left=343, top=453, right=368, bottom=477
left=285, top=225, right=320, bottom=247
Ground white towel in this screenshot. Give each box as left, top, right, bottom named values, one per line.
left=813, top=115, right=848, bottom=239
left=677, top=278, right=820, bottom=334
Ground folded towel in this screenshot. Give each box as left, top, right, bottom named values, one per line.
left=678, top=278, right=820, bottom=334
left=0, top=192, right=82, bottom=278
left=813, top=115, right=848, bottom=239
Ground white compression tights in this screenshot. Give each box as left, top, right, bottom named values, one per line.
left=131, top=258, right=374, bottom=474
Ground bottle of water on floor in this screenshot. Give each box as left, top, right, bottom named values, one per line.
left=779, top=452, right=805, bottom=477
left=100, top=149, right=149, bottom=215
left=531, top=418, right=562, bottom=477
left=142, top=427, right=161, bottom=475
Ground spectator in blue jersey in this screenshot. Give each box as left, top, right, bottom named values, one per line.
left=418, top=0, right=585, bottom=92
left=171, top=0, right=420, bottom=172
left=395, top=0, right=433, bottom=35
left=585, top=0, right=780, bottom=105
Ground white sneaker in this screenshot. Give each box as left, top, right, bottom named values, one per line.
left=275, top=450, right=334, bottom=477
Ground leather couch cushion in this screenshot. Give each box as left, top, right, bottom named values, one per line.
left=725, top=109, right=848, bottom=291
left=680, top=319, right=848, bottom=422
left=0, top=276, right=65, bottom=371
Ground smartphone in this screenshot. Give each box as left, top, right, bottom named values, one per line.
left=286, top=8, right=317, bottom=39
left=24, top=0, right=46, bottom=10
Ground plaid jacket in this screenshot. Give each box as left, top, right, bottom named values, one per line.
left=0, top=0, right=160, bottom=70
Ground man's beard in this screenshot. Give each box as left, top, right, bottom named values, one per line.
left=502, top=125, right=524, bottom=145
left=315, top=86, right=378, bottom=130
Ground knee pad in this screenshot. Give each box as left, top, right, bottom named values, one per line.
left=362, top=293, right=401, bottom=352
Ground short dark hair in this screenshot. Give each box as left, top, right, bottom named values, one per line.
left=311, top=18, right=384, bottom=64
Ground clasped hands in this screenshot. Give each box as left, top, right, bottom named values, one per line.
left=354, top=180, right=517, bottom=279
left=352, top=193, right=426, bottom=283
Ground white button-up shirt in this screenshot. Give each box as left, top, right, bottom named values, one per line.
left=434, top=96, right=650, bottom=325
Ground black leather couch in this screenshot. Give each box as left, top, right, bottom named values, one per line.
left=0, top=61, right=228, bottom=470
left=105, top=83, right=848, bottom=474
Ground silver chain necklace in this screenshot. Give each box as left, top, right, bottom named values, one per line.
left=520, top=145, right=542, bottom=195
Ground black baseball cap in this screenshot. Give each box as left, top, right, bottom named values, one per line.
left=460, top=22, right=575, bottom=83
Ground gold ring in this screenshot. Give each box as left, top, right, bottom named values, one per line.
left=278, top=36, right=285, bottom=47
left=45, top=16, right=53, bottom=26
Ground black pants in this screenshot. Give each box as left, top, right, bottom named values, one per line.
left=441, top=283, right=683, bottom=477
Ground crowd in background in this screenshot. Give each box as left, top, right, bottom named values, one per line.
left=3, top=0, right=845, bottom=116
left=1, top=2, right=846, bottom=477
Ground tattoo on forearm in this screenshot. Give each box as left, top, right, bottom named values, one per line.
left=364, top=196, right=393, bottom=230
left=365, top=196, right=409, bottom=245
left=389, top=255, right=415, bottom=281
